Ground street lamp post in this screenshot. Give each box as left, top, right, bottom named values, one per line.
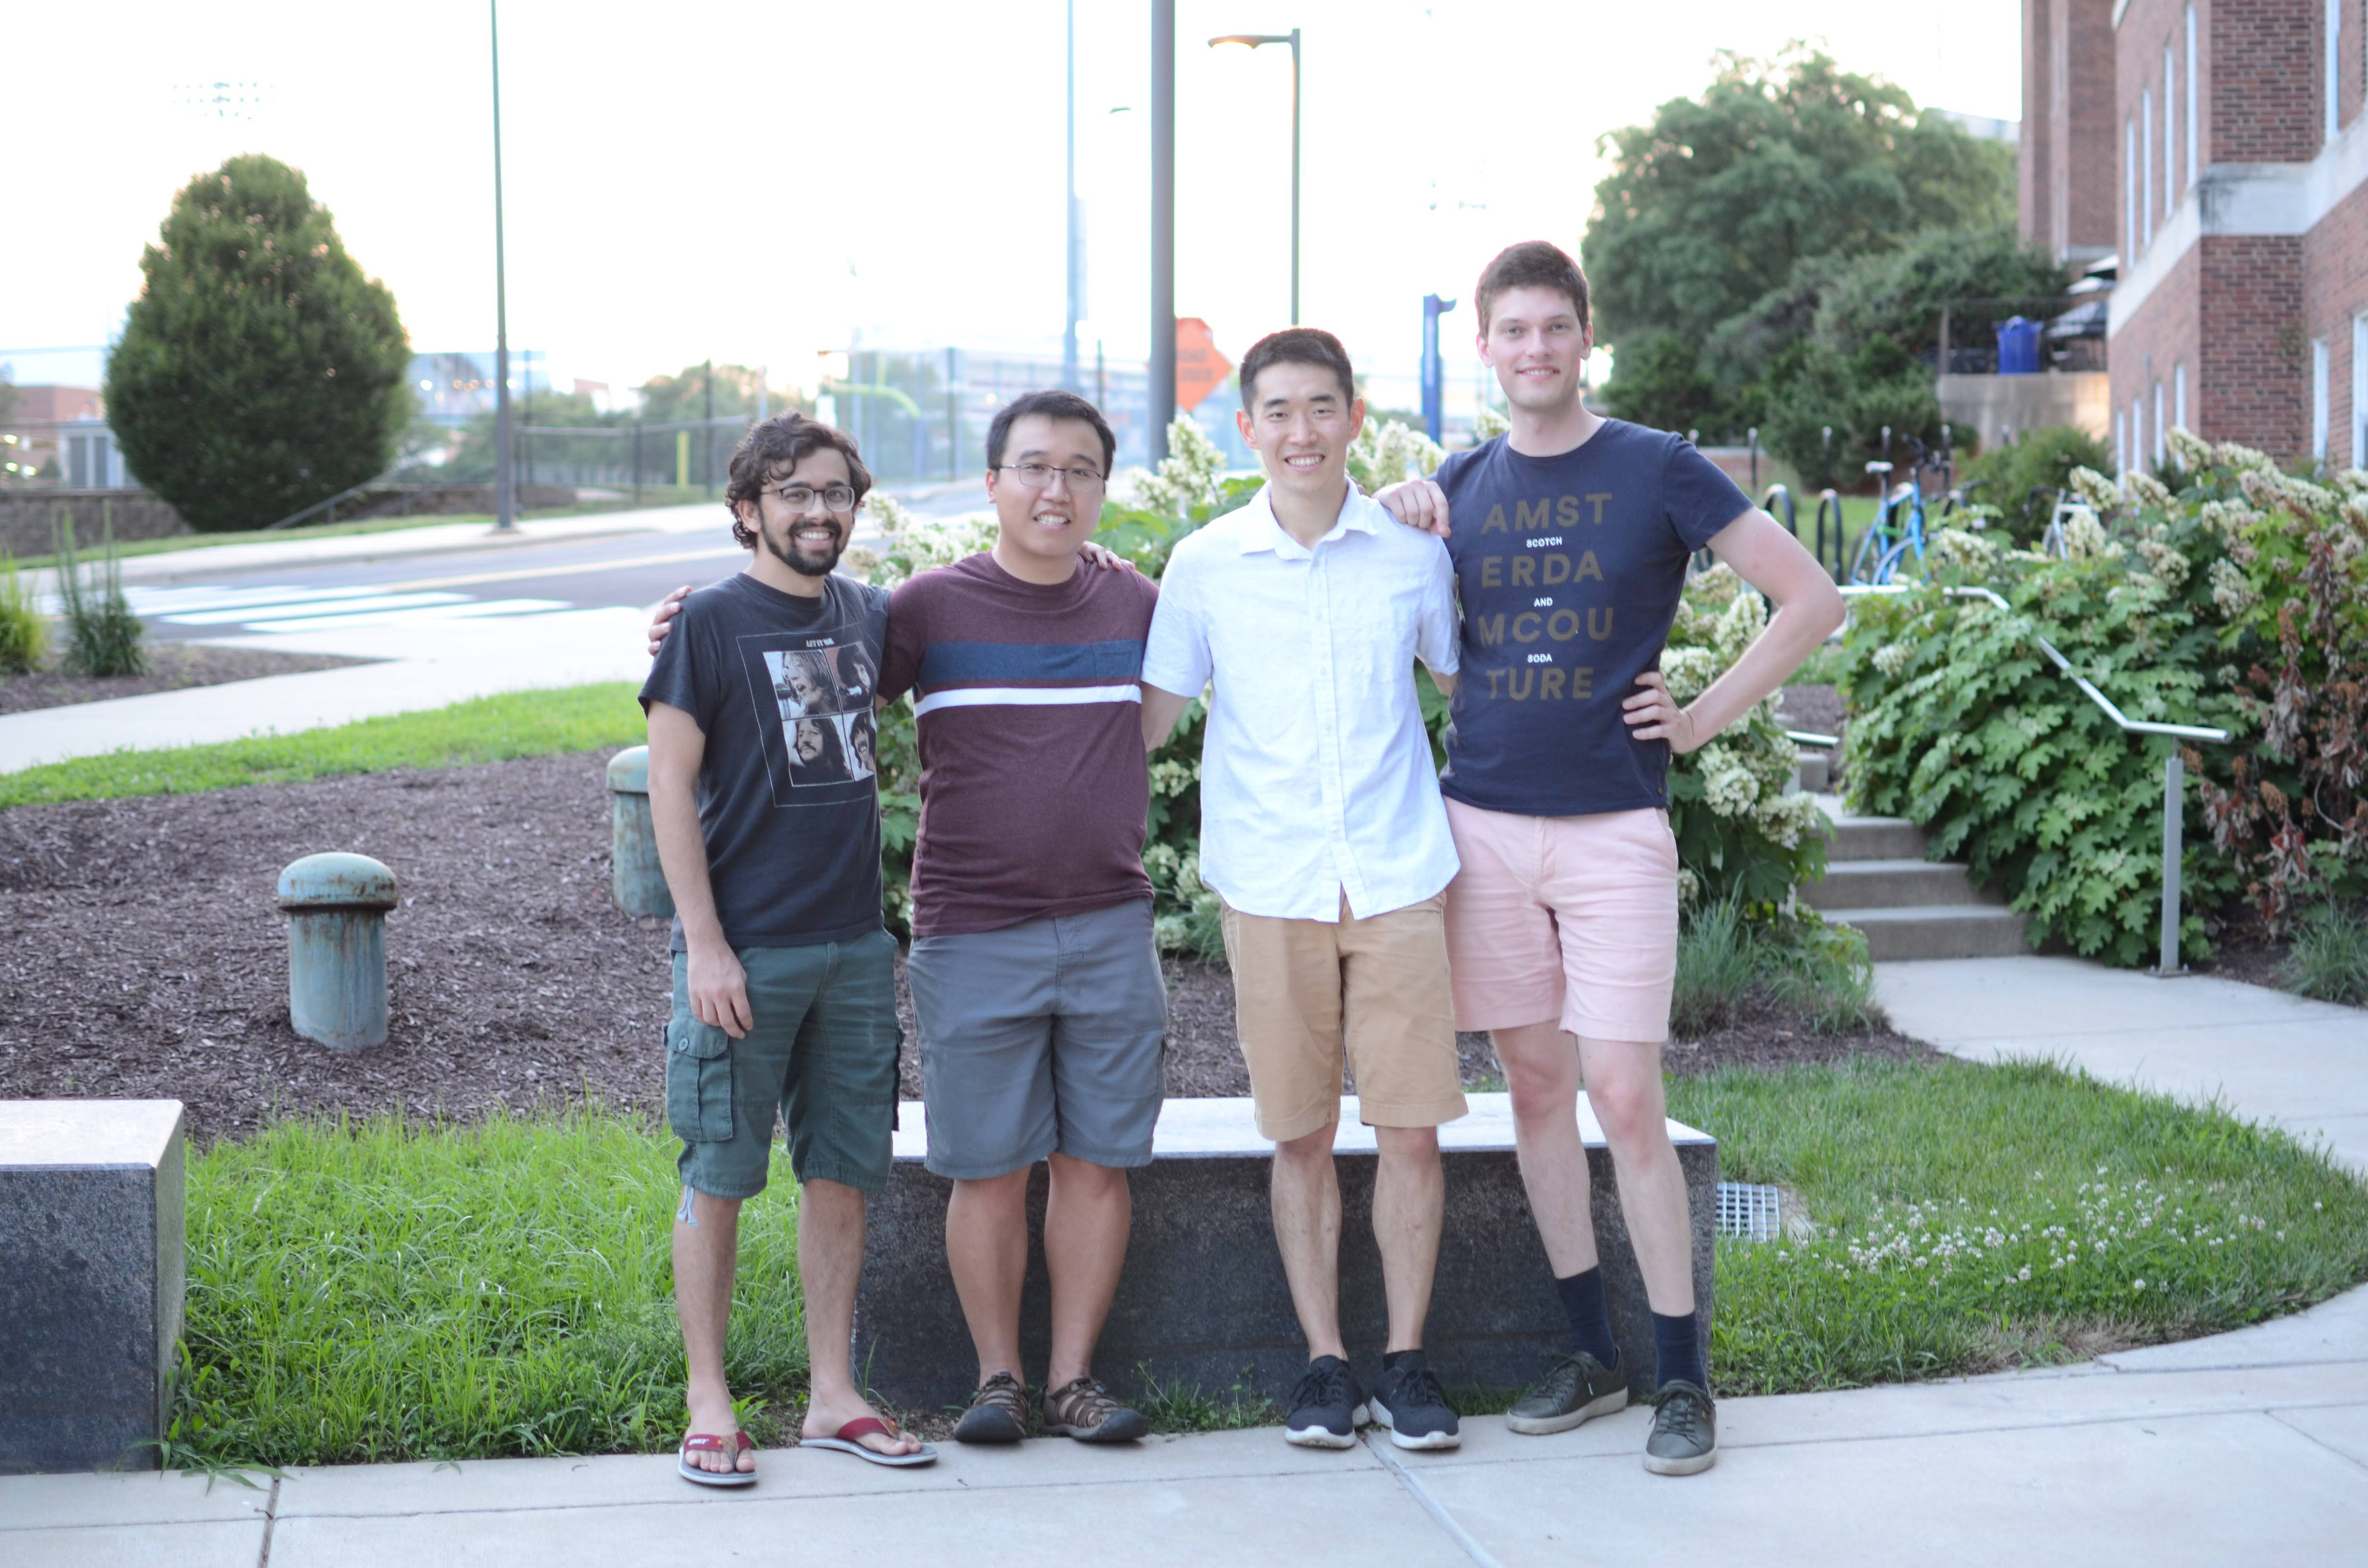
left=1063, top=0, right=1080, bottom=393
left=490, top=0, right=515, bottom=533
left=1209, top=27, right=1300, bottom=326
left=1150, top=0, right=1176, bottom=463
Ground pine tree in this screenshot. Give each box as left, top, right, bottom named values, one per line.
left=106, top=155, right=412, bottom=533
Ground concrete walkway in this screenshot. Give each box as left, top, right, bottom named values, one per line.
left=5, top=968, right=2365, bottom=1562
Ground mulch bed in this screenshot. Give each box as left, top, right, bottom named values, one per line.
left=0, top=748, right=1926, bottom=1146
left=0, top=643, right=374, bottom=716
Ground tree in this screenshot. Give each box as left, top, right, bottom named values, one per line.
left=1584, top=45, right=2014, bottom=349
left=105, top=156, right=411, bottom=532
left=1600, top=333, right=1724, bottom=436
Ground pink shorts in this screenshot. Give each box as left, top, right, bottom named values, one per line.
left=1442, top=797, right=1680, bottom=1043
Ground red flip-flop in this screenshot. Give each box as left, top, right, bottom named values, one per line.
left=678, top=1428, right=757, bottom=1486
left=802, top=1415, right=938, bottom=1468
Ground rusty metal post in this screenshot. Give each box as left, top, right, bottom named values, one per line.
left=606, top=746, right=674, bottom=919
left=276, top=853, right=397, bottom=1051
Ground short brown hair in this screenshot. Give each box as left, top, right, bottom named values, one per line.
left=1238, top=326, right=1356, bottom=409
left=1475, top=241, right=1590, bottom=334
left=724, top=414, right=873, bottom=549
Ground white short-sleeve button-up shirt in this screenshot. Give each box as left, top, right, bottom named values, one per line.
left=1142, top=480, right=1461, bottom=921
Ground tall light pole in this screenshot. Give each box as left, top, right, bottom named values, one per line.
left=1150, top=0, right=1176, bottom=463
left=1063, top=0, right=1080, bottom=393
left=490, top=0, right=515, bottom=533
left=1209, top=28, right=1300, bottom=325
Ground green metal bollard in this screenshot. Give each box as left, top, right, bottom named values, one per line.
left=606, top=746, right=674, bottom=919
left=275, top=853, right=398, bottom=1051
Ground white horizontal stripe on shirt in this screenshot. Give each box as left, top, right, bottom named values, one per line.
left=912, top=683, right=1143, bottom=718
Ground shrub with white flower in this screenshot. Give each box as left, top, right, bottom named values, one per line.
left=2060, top=506, right=2121, bottom=560
left=2168, top=426, right=2215, bottom=470
left=2135, top=538, right=2191, bottom=590
left=2067, top=465, right=2122, bottom=510
left=1925, top=526, right=2001, bottom=573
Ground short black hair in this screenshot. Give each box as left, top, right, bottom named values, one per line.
left=724, top=414, right=872, bottom=549
left=986, top=389, right=1117, bottom=477
left=1238, top=327, right=1355, bottom=410
left=1475, top=241, right=1591, bottom=333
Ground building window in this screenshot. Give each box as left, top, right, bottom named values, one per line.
left=2117, top=408, right=2129, bottom=477
left=2141, top=87, right=2155, bottom=246
left=2175, top=362, right=2189, bottom=450
left=2352, top=319, right=2368, bottom=468
left=2186, top=5, right=2199, bottom=192
left=2126, top=118, right=2139, bottom=256
left=2164, top=46, right=2178, bottom=209
left=2154, top=382, right=2167, bottom=467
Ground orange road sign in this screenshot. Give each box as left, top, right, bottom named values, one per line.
left=1175, top=318, right=1233, bottom=413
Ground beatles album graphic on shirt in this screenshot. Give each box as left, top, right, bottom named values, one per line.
left=739, top=630, right=879, bottom=800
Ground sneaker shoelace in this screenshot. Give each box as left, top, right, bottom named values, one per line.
left=1390, top=1362, right=1449, bottom=1413
left=1539, top=1352, right=1593, bottom=1403
left=974, top=1372, right=1029, bottom=1421
left=1653, top=1385, right=1710, bottom=1444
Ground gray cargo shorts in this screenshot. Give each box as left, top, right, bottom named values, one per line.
left=905, top=896, right=1167, bottom=1180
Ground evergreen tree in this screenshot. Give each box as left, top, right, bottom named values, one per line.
left=106, top=155, right=412, bottom=532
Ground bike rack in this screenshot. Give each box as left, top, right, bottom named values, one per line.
left=1761, top=482, right=1797, bottom=538
left=1840, top=583, right=2231, bottom=977
left=1813, top=489, right=1847, bottom=581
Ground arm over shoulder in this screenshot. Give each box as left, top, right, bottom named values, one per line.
left=1138, top=544, right=1211, bottom=696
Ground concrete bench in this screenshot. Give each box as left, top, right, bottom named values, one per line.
left=0, top=1101, right=186, bottom=1474
left=852, top=1092, right=1715, bottom=1413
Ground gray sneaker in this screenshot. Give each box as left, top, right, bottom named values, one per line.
left=1506, top=1349, right=1630, bottom=1435
left=1643, top=1379, right=1716, bottom=1475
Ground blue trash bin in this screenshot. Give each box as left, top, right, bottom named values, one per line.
left=1996, top=316, right=2042, bottom=375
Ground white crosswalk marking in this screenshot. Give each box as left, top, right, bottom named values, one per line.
left=113, top=583, right=577, bottom=636
left=162, top=592, right=472, bottom=625
left=241, top=598, right=571, bottom=633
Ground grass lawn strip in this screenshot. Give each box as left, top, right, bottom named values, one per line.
left=0, top=682, right=645, bottom=808
left=168, top=1058, right=2368, bottom=1469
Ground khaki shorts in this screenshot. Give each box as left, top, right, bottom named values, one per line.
left=1219, top=892, right=1468, bottom=1142
left=1442, top=798, right=1680, bottom=1044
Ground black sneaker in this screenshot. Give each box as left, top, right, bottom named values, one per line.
left=1283, top=1355, right=1367, bottom=1448
left=1643, top=1379, right=1716, bottom=1475
left=952, top=1371, right=1032, bottom=1444
left=1506, top=1348, right=1630, bottom=1435
left=1369, top=1351, right=1460, bottom=1451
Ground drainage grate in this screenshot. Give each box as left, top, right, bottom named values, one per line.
left=1714, top=1181, right=1781, bottom=1242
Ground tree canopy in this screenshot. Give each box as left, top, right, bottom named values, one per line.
left=106, top=155, right=412, bottom=532
left=1584, top=45, right=2014, bottom=348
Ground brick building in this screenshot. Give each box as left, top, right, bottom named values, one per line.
left=2027, top=0, right=2368, bottom=470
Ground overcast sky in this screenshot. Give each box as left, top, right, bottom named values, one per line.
left=5, top=0, right=2019, bottom=401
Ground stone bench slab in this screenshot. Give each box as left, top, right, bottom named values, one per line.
left=852, top=1092, right=1715, bottom=1414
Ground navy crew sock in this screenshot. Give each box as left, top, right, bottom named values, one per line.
left=1653, top=1310, right=1706, bottom=1392
left=1554, top=1267, right=1620, bottom=1367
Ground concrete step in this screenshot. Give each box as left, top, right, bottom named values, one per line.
left=1806, top=795, right=1928, bottom=861
left=1823, top=905, right=2031, bottom=960
left=1799, top=858, right=1999, bottom=912
left=1794, top=750, right=1831, bottom=794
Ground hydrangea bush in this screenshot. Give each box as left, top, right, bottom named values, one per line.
left=1836, top=430, right=2368, bottom=962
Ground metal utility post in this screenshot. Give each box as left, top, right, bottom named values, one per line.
left=2158, top=749, right=2186, bottom=975
left=703, top=358, right=715, bottom=499
left=946, top=346, right=960, bottom=479
left=1421, top=294, right=1456, bottom=443
left=490, top=0, right=515, bottom=533
left=1150, top=0, right=1176, bottom=463
left=1064, top=0, right=1080, bottom=392
left=1209, top=27, right=1301, bottom=326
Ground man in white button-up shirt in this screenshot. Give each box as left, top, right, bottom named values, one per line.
left=1142, top=328, right=1468, bottom=1453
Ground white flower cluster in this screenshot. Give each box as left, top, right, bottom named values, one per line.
left=2208, top=557, right=2259, bottom=619
left=2167, top=426, right=2214, bottom=470
left=2195, top=499, right=2264, bottom=539
left=866, top=493, right=994, bottom=589
left=1147, top=759, right=1197, bottom=798
left=1472, top=405, right=1511, bottom=441
left=2127, top=471, right=2176, bottom=509
left=1129, top=416, right=1228, bottom=517
left=2060, top=507, right=2122, bottom=560
left=1346, top=419, right=1446, bottom=496
left=1871, top=641, right=1913, bottom=677
left=2214, top=441, right=2277, bottom=472
left=2134, top=538, right=2191, bottom=589
left=2067, top=465, right=2122, bottom=510
left=1753, top=789, right=1825, bottom=849
left=2343, top=492, right=2368, bottom=535
left=1925, top=526, right=2001, bottom=572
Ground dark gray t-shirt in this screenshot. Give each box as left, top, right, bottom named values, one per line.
left=1434, top=421, right=1749, bottom=817
left=638, top=571, right=888, bottom=949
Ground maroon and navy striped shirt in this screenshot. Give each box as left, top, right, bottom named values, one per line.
left=877, top=552, right=1158, bottom=937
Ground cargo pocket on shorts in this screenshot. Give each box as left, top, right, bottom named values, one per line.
left=665, top=1017, right=736, bottom=1143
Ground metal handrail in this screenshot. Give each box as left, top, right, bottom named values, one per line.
left=1840, top=581, right=2230, bottom=975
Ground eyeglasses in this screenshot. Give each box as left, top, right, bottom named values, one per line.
left=997, top=462, right=1106, bottom=492
left=769, top=482, right=858, bottom=513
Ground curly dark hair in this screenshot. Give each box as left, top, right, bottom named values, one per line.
left=725, top=414, right=874, bottom=549
left=1474, top=240, right=1591, bottom=333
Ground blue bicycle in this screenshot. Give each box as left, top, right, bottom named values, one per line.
left=1847, top=435, right=1951, bottom=584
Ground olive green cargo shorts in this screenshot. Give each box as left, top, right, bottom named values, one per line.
left=665, top=928, right=901, bottom=1199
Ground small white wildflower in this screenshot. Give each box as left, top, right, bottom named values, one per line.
left=2133, top=1279, right=2147, bottom=1291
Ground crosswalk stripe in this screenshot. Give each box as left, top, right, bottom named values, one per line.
left=239, top=598, right=572, bottom=634
left=162, top=592, right=471, bottom=625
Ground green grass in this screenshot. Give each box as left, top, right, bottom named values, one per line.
left=160, top=1058, right=2368, bottom=1468
left=1670, top=1056, right=2368, bottom=1395
left=1671, top=906, right=1881, bottom=1038
left=2281, top=902, right=2368, bottom=1004
left=0, top=682, right=646, bottom=808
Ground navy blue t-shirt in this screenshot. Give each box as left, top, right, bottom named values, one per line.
left=1434, top=421, right=1750, bottom=818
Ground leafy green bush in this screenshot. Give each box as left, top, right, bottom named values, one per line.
left=106, top=154, right=413, bottom=533
left=1957, top=425, right=2115, bottom=543
left=51, top=513, right=148, bottom=677
left=0, top=551, right=44, bottom=674
left=1838, top=434, right=2368, bottom=962
left=1672, top=900, right=1879, bottom=1037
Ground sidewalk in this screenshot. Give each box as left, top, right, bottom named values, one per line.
left=4, top=960, right=2363, bottom=1563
